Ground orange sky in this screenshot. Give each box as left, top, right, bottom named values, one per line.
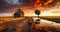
left=0, top=0, right=60, bottom=16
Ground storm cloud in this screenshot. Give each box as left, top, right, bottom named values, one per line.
left=0, top=0, right=60, bottom=13
left=49, top=0, right=60, bottom=6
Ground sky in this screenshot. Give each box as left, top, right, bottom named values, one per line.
left=0, top=0, right=60, bottom=16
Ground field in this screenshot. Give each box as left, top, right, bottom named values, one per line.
left=0, top=16, right=60, bottom=32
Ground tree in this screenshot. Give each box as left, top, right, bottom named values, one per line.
left=35, top=10, right=41, bottom=21
left=14, top=9, right=24, bottom=18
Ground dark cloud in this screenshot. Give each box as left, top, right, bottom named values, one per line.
left=0, top=0, right=60, bottom=13
left=0, top=0, right=6, bottom=4
left=0, top=0, right=60, bottom=8
left=48, top=0, right=60, bottom=6
left=0, top=0, right=34, bottom=9
left=0, top=9, right=8, bottom=13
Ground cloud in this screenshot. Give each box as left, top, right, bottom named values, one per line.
left=0, top=0, right=60, bottom=14
left=49, top=0, right=60, bottom=6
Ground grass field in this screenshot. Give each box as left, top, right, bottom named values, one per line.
left=0, top=16, right=60, bottom=32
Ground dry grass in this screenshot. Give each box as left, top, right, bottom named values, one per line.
left=0, top=17, right=25, bottom=31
